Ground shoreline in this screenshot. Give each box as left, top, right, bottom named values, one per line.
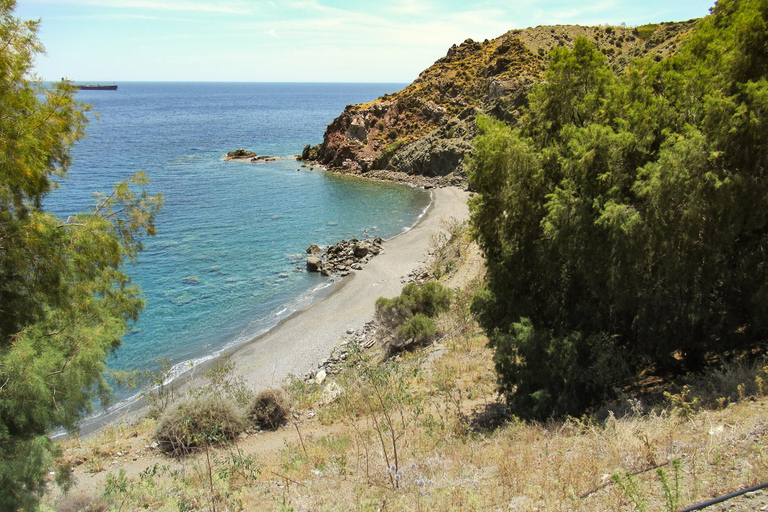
left=75, top=185, right=469, bottom=436
left=227, top=185, right=470, bottom=390
left=298, top=158, right=469, bottom=189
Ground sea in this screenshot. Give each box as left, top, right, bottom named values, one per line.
left=44, top=82, right=431, bottom=405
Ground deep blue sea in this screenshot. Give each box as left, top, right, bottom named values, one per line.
left=44, top=82, right=429, bottom=399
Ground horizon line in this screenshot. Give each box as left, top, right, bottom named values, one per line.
left=50, top=80, right=412, bottom=84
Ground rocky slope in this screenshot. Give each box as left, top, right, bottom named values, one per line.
left=302, top=21, right=698, bottom=183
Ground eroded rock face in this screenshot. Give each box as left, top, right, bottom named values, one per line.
left=389, top=112, right=477, bottom=177
left=347, top=116, right=367, bottom=142
left=300, top=22, right=696, bottom=183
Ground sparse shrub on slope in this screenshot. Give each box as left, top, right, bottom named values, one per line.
left=376, top=281, right=452, bottom=352
left=154, top=398, right=245, bottom=456
left=248, top=389, right=288, bottom=431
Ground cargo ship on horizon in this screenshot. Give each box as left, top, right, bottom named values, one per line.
left=62, top=78, right=118, bottom=90
left=75, top=83, right=117, bottom=90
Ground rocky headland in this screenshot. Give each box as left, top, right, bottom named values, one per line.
left=301, top=21, right=697, bottom=184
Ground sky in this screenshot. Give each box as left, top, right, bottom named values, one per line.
left=17, top=0, right=717, bottom=83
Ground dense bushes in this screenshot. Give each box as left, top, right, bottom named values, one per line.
left=469, top=0, right=768, bottom=419
left=376, top=281, right=452, bottom=352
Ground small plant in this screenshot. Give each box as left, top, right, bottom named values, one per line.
left=664, top=385, right=699, bottom=421
left=657, top=460, right=681, bottom=512
left=399, top=313, right=437, bottom=345
left=248, top=389, right=289, bottom=431
left=216, top=450, right=261, bottom=487
left=376, top=281, right=452, bottom=352
left=757, top=366, right=768, bottom=396
left=612, top=460, right=681, bottom=512
left=611, top=471, right=647, bottom=511
left=190, top=355, right=253, bottom=407
left=138, top=357, right=178, bottom=416
left=104, top=469, right=129, bottom=511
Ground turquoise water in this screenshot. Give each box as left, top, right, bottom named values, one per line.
left=44, top=83, right=430, bottom=398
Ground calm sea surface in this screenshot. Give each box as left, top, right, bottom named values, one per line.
left=44, top=82, right=429, bottom=399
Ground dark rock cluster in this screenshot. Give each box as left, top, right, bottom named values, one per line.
left=305, top=237, right=384, bottom=277
left=225, top=149, right=277, bottom=162
left=225, top=148, right=257, bottom=160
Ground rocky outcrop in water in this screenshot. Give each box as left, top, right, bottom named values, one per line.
left=225, top=149, right=257, bottom=160
left=225, top=149, right=277, bottom=162
left=306, top=257, right=323, bottom=273
left=305, top=237, right=384, bottom=277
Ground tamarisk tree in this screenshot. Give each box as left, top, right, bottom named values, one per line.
left=469, top=0, right=768, bottom=419
left=0, top=1, right=162, bottom=509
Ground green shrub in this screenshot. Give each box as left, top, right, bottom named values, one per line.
left=248, top=389, right=288, bottom=431
left=633, top=23, right=658, bottom=40
left=376, top=281, right=452, bottom=352
left=398, top=313, right=437, bottom=345
left=154, top=398, right=245, bottom=456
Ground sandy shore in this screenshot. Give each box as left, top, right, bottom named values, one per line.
left=228, top=186, right=470, bottom=390
left=74, top=186, right=469, bottom=435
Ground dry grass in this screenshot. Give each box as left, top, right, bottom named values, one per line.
left=45, top=230, right=768, bottom=512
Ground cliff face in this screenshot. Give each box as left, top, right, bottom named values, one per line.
left=303, top=21, right=698, bottom=181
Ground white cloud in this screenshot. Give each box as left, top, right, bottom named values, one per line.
left=533, top=1, right=620, bottom=25
left=31, top=0, right=713, bottom=82
left=382, top=0, right=436, bottom=16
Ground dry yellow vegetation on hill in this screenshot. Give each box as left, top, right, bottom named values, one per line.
left=46, top=225, right=768, bottom=512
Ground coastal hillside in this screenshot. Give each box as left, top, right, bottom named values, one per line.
left=302, top=21, right=697, bottom=182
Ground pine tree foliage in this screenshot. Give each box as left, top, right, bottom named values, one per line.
left=469, top=0, right=768, bottom=420
left=0, top=2, right=162, bottom=509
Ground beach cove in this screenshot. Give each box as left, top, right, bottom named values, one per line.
left=78, top=184, right=470, bottom=434
left=228, top=186, right=470, bottom=390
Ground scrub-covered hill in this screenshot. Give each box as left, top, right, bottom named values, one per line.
left=302, top=21, right=697, bottom=183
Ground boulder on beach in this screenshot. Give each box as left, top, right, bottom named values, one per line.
left=306, top=244, right=322, bottom=255
left=353, top=243, right=369, bottom=258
